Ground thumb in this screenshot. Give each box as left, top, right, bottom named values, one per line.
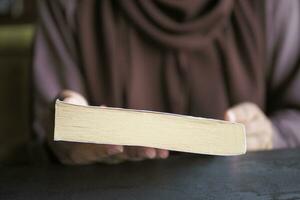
left=61, top=90, right=88, bottom=106
left=224, top=109, right=236, bottom=122
left=225, top=102, right=260, bottom=123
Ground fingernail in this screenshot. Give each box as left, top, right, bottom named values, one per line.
left=107, top=146, right=123, bottom=155
left=160, top=151, right=169, bottom=159
left=227, top=111, right=236, bottom=122
left=145, top=149, right=156, bottom=159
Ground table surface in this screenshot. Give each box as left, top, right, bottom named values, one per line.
left=0, top=149, right=300, bottom=200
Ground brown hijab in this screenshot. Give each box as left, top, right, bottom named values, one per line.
left=77, top=0, right=265, bottom=119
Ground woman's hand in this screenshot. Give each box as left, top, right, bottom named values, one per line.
left=50, top=90, right=124, bottom=164
left=51, top=90, right=169, bottom=165
left=225, top=102, right=273, bottom=151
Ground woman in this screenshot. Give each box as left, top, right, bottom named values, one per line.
left=33, top=0, right=300, bottom=164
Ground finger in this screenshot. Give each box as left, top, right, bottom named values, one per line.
left=61, top=90, right=88, bottom=106
left=246, top=137, right=261, bottom=151
left=68, top=144, right=99, bottom=165
left=124, top=146, right=145, bottom=161
left=225, top=102, right=255, bottom=122
left=98, top=154, right=127, bottom=164
left=156, top=149, right=169, bottom=159
left=102, top=144, right=124, bottom=156
left=138, top=147, right=156, bottom=159
left=63, top=97, right=86, bottom=105
left=244, top=118, right=268, bottom=136
left=71, top=144, right=123, bottom=164
left=246, top=132, right=273, bottom=151
left=124, top=146, right=156, bottom=160
left=225, top=102, right=261, bottom=123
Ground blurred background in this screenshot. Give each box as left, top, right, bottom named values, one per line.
left=0, top=0, right=36, bottom=163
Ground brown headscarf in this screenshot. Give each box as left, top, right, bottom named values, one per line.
left=77, top=0, right=265, bottom=119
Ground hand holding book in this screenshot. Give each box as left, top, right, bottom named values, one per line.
left=53, top=90, right=169, bottom=165
left=54, top=91, right=246, bottom=165
left=225, top=103, right=273, bottom=151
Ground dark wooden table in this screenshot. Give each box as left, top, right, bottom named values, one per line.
left=0, top=149, right=300, bottom=200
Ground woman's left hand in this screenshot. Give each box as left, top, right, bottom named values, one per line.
left=225, top=102, right=273, bottom=151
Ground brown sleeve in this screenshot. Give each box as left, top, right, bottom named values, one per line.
left=33, top=0, right=86, bottom=141
left=266, top=0, right=300, bottom=148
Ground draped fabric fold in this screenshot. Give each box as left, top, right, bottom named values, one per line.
left=117, top=0, right=234, bottom=49
left=77, top=0, right=264, bottom=119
